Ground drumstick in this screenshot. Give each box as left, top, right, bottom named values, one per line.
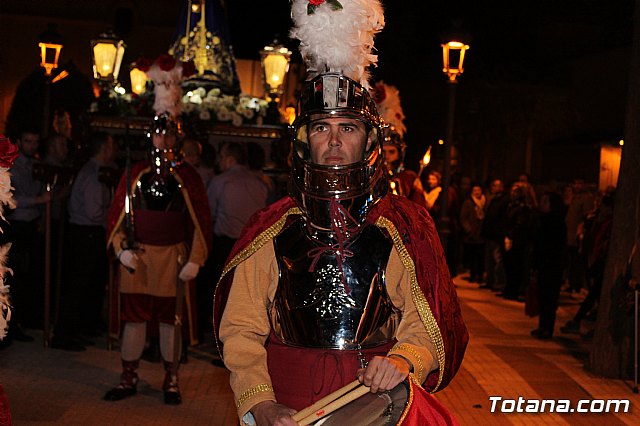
left=292, top=379, right=362, bottom=422
left=296, top=384, right=371, bottom=426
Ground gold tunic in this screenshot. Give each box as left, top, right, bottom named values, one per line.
left=219, top=242, right=438, bottom=420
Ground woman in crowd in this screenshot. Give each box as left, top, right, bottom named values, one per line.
left=460, top=183, right=486, bottom=283
left=531, top=191, right=567, bottom=339
left=502, top=182, right=535, bottom=300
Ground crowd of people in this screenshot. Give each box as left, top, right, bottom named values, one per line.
left=0, top=127, right=273, bottom=351
left=419, top=170, right=615, bottom=340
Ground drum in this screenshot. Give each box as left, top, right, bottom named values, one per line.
left=293, top=376, right=458, bottom=426
left=312, top=381, right=409, bottom=425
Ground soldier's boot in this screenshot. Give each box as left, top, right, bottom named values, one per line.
left=103, top=360, right=139, bottom=401
left=162, top=361, right=182, bottom=405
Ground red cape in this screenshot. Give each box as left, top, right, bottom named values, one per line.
left=398, top=376, right=460, bottom=425
left=396, top=169, right=428, bottom=209
left=106, top=160, right=213, bottom=344
left=214, top=194, right=467, bottom=393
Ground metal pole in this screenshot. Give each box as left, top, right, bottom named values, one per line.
left=42, top=77, right=51, bottom=139
left=438, top=80, right=457, bottom=254
left=53, top=192, right=67, bottom=328
left=43, top=184, right=52, bottom=347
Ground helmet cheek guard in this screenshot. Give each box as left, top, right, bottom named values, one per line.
left=146, top=113, right=184, bottom=174
left=290, top=73, right=388, bottom=233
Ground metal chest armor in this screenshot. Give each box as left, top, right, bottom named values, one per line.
left=133, top=170, right=186, bottom=212
left=270, top=218, right=400, bottom=349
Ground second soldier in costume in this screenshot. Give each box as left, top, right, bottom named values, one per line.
left=104, top=112, right=212, bottom=404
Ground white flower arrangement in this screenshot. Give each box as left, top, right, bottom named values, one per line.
left=108, top=54, right=271, bottom=126
left=182, top=88, right=269, bottom=126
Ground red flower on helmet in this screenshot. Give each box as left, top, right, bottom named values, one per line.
left=0, top=135, right=19, bottom=168
left=308, top=0, right=342, bottom=14
left=134, top=56, right=154, bottom=73
left=156, top=54, right=177, bottom=72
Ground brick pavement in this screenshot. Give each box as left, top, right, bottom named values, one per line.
left=1, top=275, right=639, bottom=425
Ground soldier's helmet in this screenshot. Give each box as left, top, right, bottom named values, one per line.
left=289, top=0, right=387, bottom=234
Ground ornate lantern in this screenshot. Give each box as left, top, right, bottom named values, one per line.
left=38, top=24, right=63, bottom=76
left=260, top=40, right=292, bottom=103
left=441, top=41, right=469, bottom=82
left=91, top=30, right=126, bottom=86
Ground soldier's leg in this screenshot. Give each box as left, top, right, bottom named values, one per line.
left=159, top=322, right=182, bottom=405
left=103, top=321, right=146, bottom=401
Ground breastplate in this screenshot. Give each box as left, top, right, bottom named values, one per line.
left=133, top=171, right=186, bottom=212
left=270, top=219, right=399, bottom=349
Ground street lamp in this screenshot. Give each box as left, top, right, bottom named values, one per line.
left=37, top=24, right=64, bottom=346
left=441, top=41, right=469, bottom=82
left=91, top=29, right=126, bottom=89
left=260, top=40, right=291, bottom=123
left=38, top=24, right=63, bottom=77
left=439, top=39, right=469, bottom=254
left=91, top=30, right=126, bottom=113
left=38, top=24, right=64, bottom=139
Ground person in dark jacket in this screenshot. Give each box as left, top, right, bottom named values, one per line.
left=481, top=179, right=509, bottom=290
left=561, top=191, right=614, bottom=334
left=531, top=192, right=567, bottom=339
left=460, top=184, right=485, bottom=283
left=502, top=182, right=534, bottom=300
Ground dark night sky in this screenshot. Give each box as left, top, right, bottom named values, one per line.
left=225, top=0, right=634, bottom=177
left=226, top=1, right=633, bottom=78
left=3, top=0, right=635, bottom=181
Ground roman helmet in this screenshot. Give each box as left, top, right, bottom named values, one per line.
left=289, top=0, right=388, bottom=236
left=147, top=112, right=184, bottom=177
left=145, top=54, right=188, bottom=177
left=374, top=81, right=408, bottom=175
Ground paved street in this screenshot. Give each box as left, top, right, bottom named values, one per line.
left=1, top=275, right=639, bottom=425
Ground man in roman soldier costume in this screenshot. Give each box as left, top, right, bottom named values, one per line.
left=374, top=82, right=428, bottom=209
left=214, top=1, right=467, bottom=424
left=103, top=56, right=212, bottom=404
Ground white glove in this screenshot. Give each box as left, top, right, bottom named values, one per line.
left=117, top=249, right=138, bottom=271
left=178, top=262, right=200, bottom=282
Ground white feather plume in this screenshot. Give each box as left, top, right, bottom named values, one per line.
left=290, top=0, right=385, bottom=89
left=0, top=238, right=11, bottom=341
left=0, top=141, right=15, bottom=340
left=374, top=81, right=406, bottom=136
left=0, top=168, right=16, bottom=224
left=147, top=63, right=184, bottom=117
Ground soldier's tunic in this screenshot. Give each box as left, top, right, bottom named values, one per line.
left=214, top=195, right=468, bottom=420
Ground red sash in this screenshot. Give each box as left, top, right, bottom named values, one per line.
left=134, top=210, right=186, bottom=246
left=266, top=333, right=395, bottom=411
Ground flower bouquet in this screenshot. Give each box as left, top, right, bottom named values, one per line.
left=117, top=54, right=271, bottom=126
